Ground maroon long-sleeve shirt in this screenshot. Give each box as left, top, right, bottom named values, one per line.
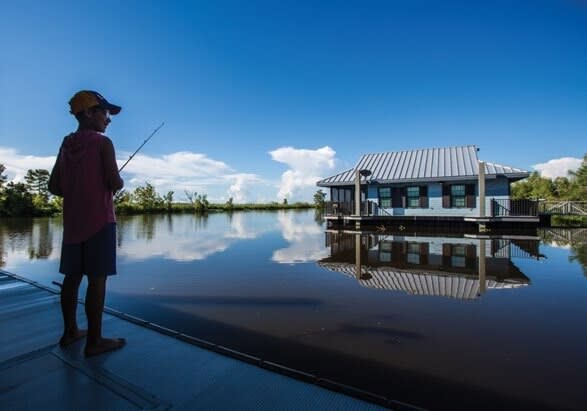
left=49, top=130, right=123, bottom=244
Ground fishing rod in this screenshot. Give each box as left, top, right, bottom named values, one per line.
left=118, top=122, right=165, bottom=172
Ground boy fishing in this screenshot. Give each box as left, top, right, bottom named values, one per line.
left=49, top=90, right=126, bottom=357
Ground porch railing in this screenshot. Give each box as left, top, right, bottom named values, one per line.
left=491, top=199, right=539, bottom=217
left=538, top=201, right=587, bottom=216
left=325, top=201, right=392, bottom=217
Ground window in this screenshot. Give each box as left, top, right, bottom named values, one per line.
left=406, top=243, right=421, bottom=264
left=379, top=187, right=392, bottom=208
left=451, top=184, right=466, bottom=208
left=451, top=244, right=466, bottom=267
left=379, top=241, right=392, bottom=262
left=406, top=186, right=420, bottom=208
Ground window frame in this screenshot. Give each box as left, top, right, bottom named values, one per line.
left=406, top=186, right=420, bottom=208
left=450, top=184, right=466, bottom=208
left=378, top=187, right=392, bottom=208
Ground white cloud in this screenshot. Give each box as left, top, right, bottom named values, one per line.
left=225, top=173, right=263, bottom=204
left=0, top=147, right=56, bottom=181
left=533, top=157, right=582, bottom=179
left=269, top=146, right=336, bottom=202
left=0, top=144, right=336, bottom=203
left=120, top=151, right=233, bottom=196
left=0, top=145, right=271, bottom=203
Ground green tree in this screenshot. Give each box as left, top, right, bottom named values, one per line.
left=133, top=182, right=163, bottom=210
left=282, top=198, right=288, bottom=205
left=511, top=172, right=554, bottom=200
left=567, top=154, right=587, bottom=201
left=0, top=164, right=7, bottom=190
left=24, top=169, right=50, bottom=198
left=1, top=182, right=34, bottom=216
left=194, top=193, right=209, bottom=212
left=163, top=191, right=174, bottom=211
left=114, top=189, right=131, bottom=205
left=225, top=197, right=234, bottom=209
left=553, top=177, right=572, bottom=199
left=184, top=190, right=196, bottom=207
left=313, top=189, right=326, bottom=209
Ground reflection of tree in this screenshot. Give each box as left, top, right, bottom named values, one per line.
left=0, top=225, right=5, bottom=267
left=27, top=218, right=53, bottom=259
left=116, top=217, right=127, bottom=247
left=570, top=243, right=587, bottom=276
left=313, top=209, right=325, bottom=226
left=193, top=214, right=209, bottom=231
left=166, top=213, right=173, bottom=234
left=539, top=228, right=587, bottom=275
left=137, top=214, right=157, bottom=241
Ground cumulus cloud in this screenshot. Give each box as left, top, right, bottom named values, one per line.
left=225, top=173, right=263, bottom=203
left=120, top=151, right=233, bottom=194
left=0, top=147, right=56, bottom=181
left=0, top=145, right=271, bottom=202
left=269, top=146, right=336, bottom=201
left=533, top=157, right=582, bottom=179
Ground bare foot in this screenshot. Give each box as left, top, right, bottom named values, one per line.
left=84, top=338, right=126, bottom=358
left=59, top=329, right=88, bottom=347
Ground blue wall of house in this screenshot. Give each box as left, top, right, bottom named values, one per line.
left=366, top=177, right=511, bottom=217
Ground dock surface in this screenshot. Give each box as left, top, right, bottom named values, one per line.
left=0, top=271, right=391, bottom=411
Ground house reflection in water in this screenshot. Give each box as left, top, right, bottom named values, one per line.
left=318, top=231, right=540, bottom=300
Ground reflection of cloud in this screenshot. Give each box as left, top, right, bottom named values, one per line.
left=117, top=214, right=273, bottom=262
left=546, top=242, right=571, bottom=249
left=269, top=146, right=336, bottom=201
left=224, top=213, right=258, bottom=239
left=272, top=211, right=329, bottom=263
left=533, top=157, right=582, bottom=179
left=120, top=235, right=230, bottom=262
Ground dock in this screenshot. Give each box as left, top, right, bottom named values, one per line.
left=0, top=270, right=396, bottom=411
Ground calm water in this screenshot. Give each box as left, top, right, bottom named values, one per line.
left=1, top=210, right=586, bottom=410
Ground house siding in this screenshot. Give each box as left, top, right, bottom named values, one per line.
left=368, top=177, right=511, bottom=217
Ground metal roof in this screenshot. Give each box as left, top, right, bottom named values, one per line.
left=317, top=145, right=529, bottom=186
left=319, top=262, right=528, bottom=300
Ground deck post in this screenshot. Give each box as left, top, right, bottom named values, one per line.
left=478, top=239, right=487, bottom=296
left=478, top=160, right=486, bottom=217
left=355, top=234, right=362, bottom=279
left=354, top=169, right=361, bottom=216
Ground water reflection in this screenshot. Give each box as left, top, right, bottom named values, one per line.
left=540, top=228, right=587, bottom=276
left=271, top=210, right=329, bottom=263
left=115, top=213, right=268, bottom=262
left=319, top=231, right=542, bottom=299
left=0, top=218, right=61, bottom=268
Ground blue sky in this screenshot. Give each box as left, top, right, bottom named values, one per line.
left=1, top=0, right=586, bottom=202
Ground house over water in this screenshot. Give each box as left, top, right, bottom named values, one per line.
left=317, top=145, right=536, bottom=228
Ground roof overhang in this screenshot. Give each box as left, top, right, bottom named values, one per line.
left=317, top=172, right=530, bottom=187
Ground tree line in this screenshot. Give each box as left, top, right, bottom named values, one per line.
left=511, top=154, right=587, bottom=201
left=0, top=164, right=315, bottom=217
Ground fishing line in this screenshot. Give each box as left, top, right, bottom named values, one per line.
left=119, top=122, right=165, bottom=172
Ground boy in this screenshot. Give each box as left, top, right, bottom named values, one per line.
left=49, top=90, right=126, bottom=357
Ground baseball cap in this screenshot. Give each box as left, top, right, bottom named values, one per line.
left=69, top=90, right=121, bottom=115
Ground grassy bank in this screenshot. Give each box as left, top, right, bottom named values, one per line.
left=550, top=215, right=587, bottom=227
left=114, top=202, right=315, bottom=215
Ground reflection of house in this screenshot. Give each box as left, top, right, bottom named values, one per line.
left=317, top=145, right=537, bottom=227
left=318, top=232, right=534, bottom=300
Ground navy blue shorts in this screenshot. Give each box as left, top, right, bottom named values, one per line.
left=59, top=223, right=117, bottom=277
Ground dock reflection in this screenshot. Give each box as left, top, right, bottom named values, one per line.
left=319, top=231, right=540, bottom=299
